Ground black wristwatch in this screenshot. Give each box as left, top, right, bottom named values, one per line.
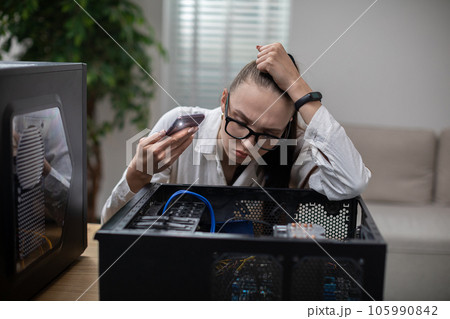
left=294, top=92, right=322, bottom=111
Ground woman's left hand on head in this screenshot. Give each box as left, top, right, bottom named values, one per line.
left=256, top=43, right=300, bottom=93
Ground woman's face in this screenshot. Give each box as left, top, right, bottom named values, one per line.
left=219, top=81, right=294, bottom=164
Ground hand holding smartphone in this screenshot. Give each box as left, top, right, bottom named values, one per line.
left=126, top=113, right=204, bottom=193
left=165, top=113, right=205, bottom=136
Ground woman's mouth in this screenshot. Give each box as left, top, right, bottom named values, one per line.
left=235, top=150, right=249, bottom=159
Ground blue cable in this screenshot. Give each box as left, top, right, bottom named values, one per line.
left=162, top=190, right=216, bottom=233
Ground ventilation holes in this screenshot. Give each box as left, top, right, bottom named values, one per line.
left=295, top=203, right=350, bottom=240
left=16, top=126, right=46, bottom=259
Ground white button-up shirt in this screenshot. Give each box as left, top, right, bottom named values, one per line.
left=101, top=105, right=371, bottom=223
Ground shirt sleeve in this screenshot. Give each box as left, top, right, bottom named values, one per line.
left=100, top=107, right=190, bottom=223
left=289, top=105, right=371, bottom=200
left=100, top=169, right=135, bottom=224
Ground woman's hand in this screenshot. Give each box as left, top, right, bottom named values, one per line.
left=126, top=126, right=198, bottom=193
left=256, top=42, right=321, bottom=124
left=256, top=43, right=300, bottom=93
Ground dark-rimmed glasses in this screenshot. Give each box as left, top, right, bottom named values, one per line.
left=224, top=92, right=291, bottom=151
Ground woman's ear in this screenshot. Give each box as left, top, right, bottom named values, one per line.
left=220, top=88, right=228, bottom=114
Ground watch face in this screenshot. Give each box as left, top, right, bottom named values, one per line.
left=310, top=92, right=322, bottom=100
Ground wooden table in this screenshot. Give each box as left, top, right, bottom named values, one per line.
left=33, top=223, right=101, bottom=301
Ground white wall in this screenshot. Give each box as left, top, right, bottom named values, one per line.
left=289, top=0, right=450, bottom=132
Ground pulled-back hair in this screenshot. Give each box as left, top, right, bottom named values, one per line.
left=230, top=61, right=286, bottom=98
left=229, top=55, right=299, bottom=188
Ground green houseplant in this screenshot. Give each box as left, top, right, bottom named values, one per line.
left=0, top=0, right=166, bottom=221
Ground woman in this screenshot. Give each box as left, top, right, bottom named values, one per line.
left=101, top=43, right=371, bottom=223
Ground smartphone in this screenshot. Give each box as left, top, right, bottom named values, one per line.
left=165, top=113, right=205, bottom=136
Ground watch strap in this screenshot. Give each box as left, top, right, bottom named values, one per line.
left=294, top=91, right=322, bottom=111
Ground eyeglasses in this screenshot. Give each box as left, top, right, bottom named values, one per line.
left=224, top=92, right=291, bottom=151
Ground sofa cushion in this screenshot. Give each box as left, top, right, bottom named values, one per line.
left=366, top=201, right=450, bottom=253
left=436, top=128, right=450, bottom=205
left=344, top=125, right=436, bottom=204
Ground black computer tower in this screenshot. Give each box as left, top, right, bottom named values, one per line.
left=0, top=62, right=87, bottom=300
left=96, top=183, right=386, bottom=301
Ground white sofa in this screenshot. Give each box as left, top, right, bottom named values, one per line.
left=344, top=125, right=450, bottom=301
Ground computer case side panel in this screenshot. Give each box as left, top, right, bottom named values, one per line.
left=0, top=62, right=87, bottom=300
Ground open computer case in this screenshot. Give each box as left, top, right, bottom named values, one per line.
left=0, top=62, right=87, bottom=300
left=96, top=183, right=386, bottom=301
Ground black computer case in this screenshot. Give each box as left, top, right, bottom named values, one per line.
left=0, top=62, right=87, bottom=300
left=96, top=183, right=386, bottom=301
